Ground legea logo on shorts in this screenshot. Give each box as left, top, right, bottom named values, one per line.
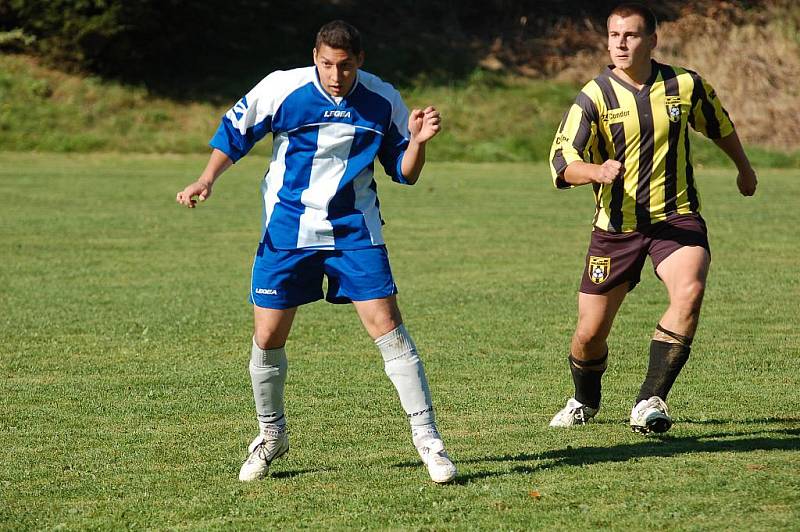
left=255, top=288, right=278, bottom=295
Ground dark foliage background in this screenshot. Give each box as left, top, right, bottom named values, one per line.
left=0, top=0, right=764, bottom=99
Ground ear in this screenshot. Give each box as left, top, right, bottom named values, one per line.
left=650, top=32, right=658, bottom=51
left=356, top=51, right=365, bottom=68
left=312, top=47, right=318, bottom=63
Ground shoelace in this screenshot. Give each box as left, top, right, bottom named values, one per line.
left=570, top=407, right=588, bottom=423
left=253, top=430, right=287, bottom=460
left=418, top=445, right=449, bottom=468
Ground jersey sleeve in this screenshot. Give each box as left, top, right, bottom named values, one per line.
left=377, top=91, right=411, bottom=184
left=688, top=74, right=735, bottom=139
left=209, top=73, right=279, bottom=162
left=549, top=91, right=600, bottom=189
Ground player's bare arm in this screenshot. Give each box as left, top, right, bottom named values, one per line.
left=712, top=131, right=757, bottom=196
left=401, top=106, right=441, bottom=185
left=563, top=159, right=624, bottom=186
left=176, top=148, right=233, bottom=208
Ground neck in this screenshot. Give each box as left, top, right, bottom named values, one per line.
left=614, top=60, right=653, bottom=88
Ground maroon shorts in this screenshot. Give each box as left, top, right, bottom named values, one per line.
left=579, top=213, right=710, bottom=294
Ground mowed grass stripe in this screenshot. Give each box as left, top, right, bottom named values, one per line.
left=0, top=153, right=798, bottom=530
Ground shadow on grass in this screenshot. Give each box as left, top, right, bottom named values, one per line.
left=678, top=417, right=800, bottom=426
left=270, top=468, right=325, bottom=479
left=393, top=419, right=800, bottom=484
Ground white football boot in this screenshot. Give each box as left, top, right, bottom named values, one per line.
left=412, top=427, right=457, bottom=484
left=238, top=429, right=289, bottom=481
left=549, top=397, right=599, bottom=427
left=630, top=396, right=673, bottom=434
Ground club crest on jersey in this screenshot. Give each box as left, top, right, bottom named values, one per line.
left=324, top=110, right=352, bottom=119
left=588, top=256, right=611, bottom=284
left=665, top=96, right=682, bottom=123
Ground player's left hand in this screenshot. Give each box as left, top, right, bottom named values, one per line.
left=176, top=180, right=213, bottom=208
left=736, top=166, right=757, bottom=196
left=408, top=106, right=441, bottom=143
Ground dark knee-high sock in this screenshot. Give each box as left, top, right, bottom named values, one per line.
left=569, top=352, right=608, bottom=409
left=636, top=324, right=692, bottom=404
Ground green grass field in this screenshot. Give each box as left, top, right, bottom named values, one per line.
left=1, top=153, right=798, bottom=530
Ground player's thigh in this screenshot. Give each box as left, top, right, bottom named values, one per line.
left=323, top=246, right=400, bottom=338
left=654, top=245, right=710, bottom=304
left=253, top=306, right=297, bottom=349
left=575, top=282, right=629, bottom=344
left=650, top=214, right=711, bottom=304
left=352, top=295, right=403, bottom=340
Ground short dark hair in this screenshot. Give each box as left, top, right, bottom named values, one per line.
left=315, top=20, right=362, bottom=56
left=608, top=3, right=657, bottom=35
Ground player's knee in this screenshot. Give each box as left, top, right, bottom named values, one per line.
left=253, top=327, right=287, bottom=350
left=675, top=280, right=705, bottom=314
left=573, top=327, right=608, bottom=352
left=370, top=314, right=403, bottom=338
left=360, top=302, right=403, bottom=338
left=687, top=280, right=706, bottom=304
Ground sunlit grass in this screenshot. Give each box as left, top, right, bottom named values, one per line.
left=1, top=153, right=798, bottom=529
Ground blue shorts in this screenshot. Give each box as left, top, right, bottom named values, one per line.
left=249, top=241, right=398, bottom=309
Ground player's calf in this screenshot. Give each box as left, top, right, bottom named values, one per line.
left=549, top=352, right=607, bottom=427
left=632, top=324, right=691, bottom=433
left=375, top=324, right=456, bottom=483
left=568, top=352, right=607, bottom=410
left=240, top=339, right=289, bottom=481
left=635, top=324, right=691, bottom=404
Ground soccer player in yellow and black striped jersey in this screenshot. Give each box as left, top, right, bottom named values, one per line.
left=547, top=3, right=757, bottom=434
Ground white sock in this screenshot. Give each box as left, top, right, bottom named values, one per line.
left=249, top=338, right=287, bottom=436
left=412, top=422, right=441, bottom=446
left=375, top=324, right=436, bottom=427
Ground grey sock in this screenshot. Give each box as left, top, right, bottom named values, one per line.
left=249, top=338, right=288, bottom=434
left=412, top=422, right=441, bottom=445
left=375, top=324, right=435, bottom=427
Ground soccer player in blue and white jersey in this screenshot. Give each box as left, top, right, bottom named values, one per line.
left=176, top=20, right=456, bottom=483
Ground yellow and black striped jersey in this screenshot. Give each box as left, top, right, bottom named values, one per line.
left=549, top=60, right=734, bottom=232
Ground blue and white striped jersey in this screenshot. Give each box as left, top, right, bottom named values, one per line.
left=210, top=66, right=412, bottom=250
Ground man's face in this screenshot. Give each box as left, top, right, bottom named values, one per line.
left=313, top=44, right=364, bottom=98
left=607, top=14, right=656, bottom=71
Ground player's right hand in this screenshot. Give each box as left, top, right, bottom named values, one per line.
left=594, top=160, right=624, bottom=184
left=176, top=180, right=213, bottom=208
left=736, top=166, right=757, bottom=196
